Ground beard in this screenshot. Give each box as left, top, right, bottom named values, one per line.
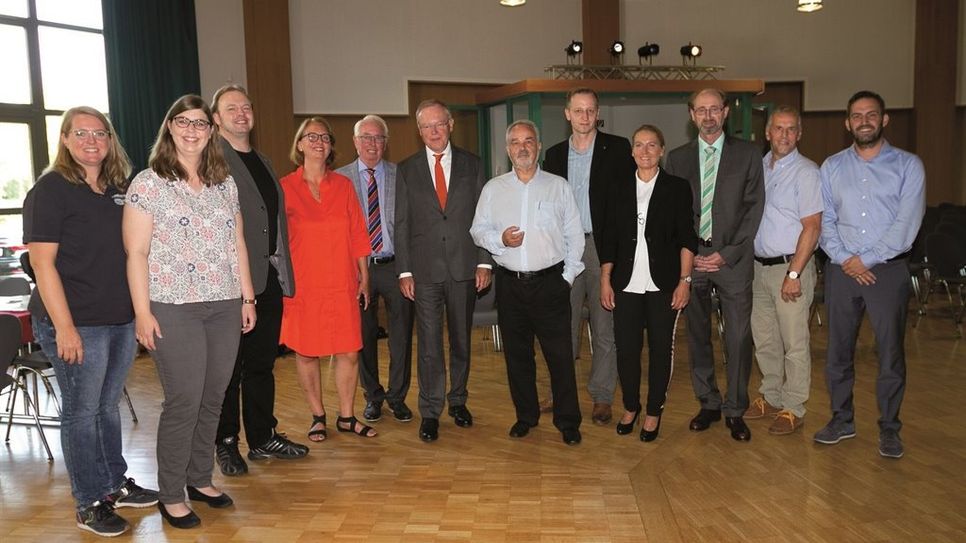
left=511, top=153, right=536, bottom=171
left=851, top=123, right=883, bottom=148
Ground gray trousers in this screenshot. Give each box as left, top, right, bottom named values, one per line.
left=414, top=279, right=475, bottom=419
left=151, top=299, right=241, bottom=504
left=687, top=248, right=755, bottom=417
left=825, top=260, right=909, bottom=432
left=751, top=259, right=815, bottom=417
left=570, top=236, right=617, bottom=403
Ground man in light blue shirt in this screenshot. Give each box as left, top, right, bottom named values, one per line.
left=748, top=106, right=822, bottom=436
left=471, top=120, right=584, bottom=446
left=815, top=91, right=925, bottom=459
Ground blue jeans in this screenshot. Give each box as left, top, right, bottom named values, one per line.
left=33, top=317, right=137, bottom=511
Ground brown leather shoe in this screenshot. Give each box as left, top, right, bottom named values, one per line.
left=591, top=403, right=612, bottom=425
left=538, top=398, right=554, bottom=413
left=768, top=411, right=804, bottom=435
left=745, top=397, right=781, bottom=420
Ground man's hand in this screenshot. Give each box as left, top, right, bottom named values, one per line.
left=780, top=276, right=802, bottom=303
left=694, top=252, right=725, bottom=273
left=399, top=276, right=415, bottom=300
left=502, top=226, right=524, bottom=247
left=476, top=267, right=492, bottom=292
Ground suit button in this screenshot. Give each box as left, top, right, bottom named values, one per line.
left=263, top=254, right=269, bottom=258
left=442, top=215, right=447, bottom=220
left=260, top=206, right=265, bottom=210
left=262, top=229, right=268, bottom=233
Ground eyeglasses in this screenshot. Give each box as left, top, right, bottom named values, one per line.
left=849, top=111, right=881, bottom=123
left=568, top=107, right=598, bottom=117
left=171, top=116, right=212, bottom=130
left=693, top=106, right=724, bottom=117
left=301, top=132, right=332, bottom=143
left=418, top=121, right=450, bottom=132
left=356, top=135, right=387, bottom=145
left=69, top=129, right=110, bottom=141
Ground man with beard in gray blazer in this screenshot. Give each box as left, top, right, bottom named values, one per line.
left=211, top=85, right=306, bottom=476
left=395, top=99, right=492, bottom=443
left=665, top=88, right=765, bottom=442
left=336, top=115, right=415, bottom=425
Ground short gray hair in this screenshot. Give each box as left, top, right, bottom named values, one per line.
left=354, top=114, right=389, bottom=138
left=765, top=105, right=801, bottom=130
left=505, top=119, right=540, bottom=144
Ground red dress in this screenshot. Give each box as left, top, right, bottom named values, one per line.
left=280, top=167, right=370, bottom=356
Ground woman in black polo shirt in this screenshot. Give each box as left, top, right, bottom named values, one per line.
left=23, top=106, right=158, bottom=537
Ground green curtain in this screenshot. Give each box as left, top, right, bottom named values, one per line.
left=102, top=0, right=201, bottom=174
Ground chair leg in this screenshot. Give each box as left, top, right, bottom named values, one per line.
left=491, top=325, right=503, bottom=352
left=123, top=387, right=137, bottom=423
left=586, top=321, right=593, bottom=356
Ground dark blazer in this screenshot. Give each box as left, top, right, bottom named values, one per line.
left=336, top=158, right=398, bottom=255
left=598, top=168, right=698, bottom=292
left=542, top=130, right=636, bottom=249
left=664, top=135, right=764, bottom=270
left=221, top=139, right=294, bottom=296
left=394, top=145, right=492, bottom=283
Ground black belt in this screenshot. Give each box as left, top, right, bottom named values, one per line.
left=755, top=254, right=795, bottom=266
left=498, top=261, right=564, bottom=280
left=699, top=238, right=713, bottom=247
left=371, top=255, right=395, bottom=265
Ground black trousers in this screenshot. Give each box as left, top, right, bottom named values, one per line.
left=496, top=267, right=581, bottom=431
left=359, top=260, right=414, bottom=405
left=825, top=260, right=909, bottom=432
left=216, top=266, right=283, bottom=447
left=614, top=289, right=679, bottom=417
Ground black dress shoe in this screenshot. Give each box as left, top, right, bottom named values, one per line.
left=186, top=486, right=233, bottom=508
left=561, top=428, right=582, bottom=445
left=448, top=405, right=473, bottom=427
left=508, top=421, right=533, bottom=438
left=419, top=418, right=439, bottom=442
left=387, top=401, right=414, bottom=422
left=157, top=503, right=201, bottom=529
left=640, top=415, right=662, bottom=442
left=725, top=416, right=752, bottom=441
left=689, top=409, right=722, bottom=432
left=363, top=401, right=382, bottom=422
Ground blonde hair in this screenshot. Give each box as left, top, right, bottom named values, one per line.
left=49, top=106, right=132, bottom=191
left=290, top=116, right=336, bottom=167
left=148, top=94, right=230, bottom=185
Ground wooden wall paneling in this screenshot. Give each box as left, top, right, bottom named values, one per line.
left=798, top=109, right=913, bottom=167
left=242, top=0, right=296, bottom=177
left=581, top=0, right=620, bottom=65
left=914, top=0, right=959, bottom=205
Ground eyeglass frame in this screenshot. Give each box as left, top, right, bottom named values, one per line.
left=68, top=129, right=111, bottom=141
left=171, top=116, right=213, bottom=130
left=301, top=132, right=332, bottom=143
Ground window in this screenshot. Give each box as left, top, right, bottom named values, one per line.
left=0, top=1, right=107, bottom=263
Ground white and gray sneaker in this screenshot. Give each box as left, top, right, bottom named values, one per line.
left=76, top=501, right=129, bottom=537
left=813, top=419, right=856, bottom=445
left=104, top=477, right=159, bottom=508
left=248, top=431, right=309, bottom=460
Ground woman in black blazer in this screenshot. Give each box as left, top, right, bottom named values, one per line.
left=599, top=124, right=697, bottom=441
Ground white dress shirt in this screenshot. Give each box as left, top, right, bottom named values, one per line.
left=424, top=142, right=452, bottom=191
left=624, top=170, right=660, bottom=293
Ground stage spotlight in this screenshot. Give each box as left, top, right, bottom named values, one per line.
left=637, top=42, right=660, bottom=65
left=680, top=42, right=702, bottom=65
left=565, top=40, right=583, bottom=56
left=797, top=0, right=823, bottom=12
left=609, top=40, right=625, bottom=64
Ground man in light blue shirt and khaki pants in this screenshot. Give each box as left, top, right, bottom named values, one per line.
left=747, top=106, right=822, bottom=436
left=815, top=91, right=925, bottom=459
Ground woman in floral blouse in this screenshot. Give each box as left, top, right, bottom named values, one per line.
left=123, top=95, right=256, bottom=530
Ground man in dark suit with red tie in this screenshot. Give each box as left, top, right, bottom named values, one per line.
left=665, top=88, right=765, bottom=442
left=395, top=99, right=492, bottom=442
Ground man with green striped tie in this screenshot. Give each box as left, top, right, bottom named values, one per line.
left=665, top=88, right=765, bottom=442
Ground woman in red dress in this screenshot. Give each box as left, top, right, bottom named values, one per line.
left=280, top=116, right=375, bottom=440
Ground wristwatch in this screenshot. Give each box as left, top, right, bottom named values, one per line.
left=786, top=270, right=800, bottom=280
left=242, top=298, right=258, bottom=305
left=680, top=275, right=692, bottom=283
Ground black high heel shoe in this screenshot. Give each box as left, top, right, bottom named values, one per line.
left=640, top=415, right=662, bottom=442
left=616, top=411, right=641, bottom=435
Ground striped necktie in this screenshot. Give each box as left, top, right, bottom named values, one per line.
left=699, top=147, right=716, bottom=240
left=366, top=168, right=383, bottom=254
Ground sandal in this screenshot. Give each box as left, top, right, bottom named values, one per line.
left=308, top=414, right=327, bottom=442
left=336, top=416, right=377, bottom=438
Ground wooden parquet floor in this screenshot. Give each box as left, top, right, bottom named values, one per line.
left=2, top=301, right=966, bottom=542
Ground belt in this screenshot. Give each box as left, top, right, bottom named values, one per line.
left=371, top=255, right=395, bottom=265
left=754, top=254, right=795, bottom=266
left=698, top=238, right=713, bottom=247
left=498, top=261, right=564, bottom=280
left=887, top=250, right=911, bottom=263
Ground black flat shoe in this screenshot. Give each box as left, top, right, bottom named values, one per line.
left=419, top=418, right=439, bottom=442
left=725, top=416, right=752, bottom=441
left=508, top=421, right=533, bottom=438
left=186, top=486, right=234, bottom=508
left=157, top=503, right=201, bottom=529
left=689, top=408, right=722, bottom=431
left=616, top=411, right=640, bottom=435
left=336, top=416, right=377, bottom=437
left=640, top=415, right=662, bottom=442
left=561, top=428, right=582, bottom=445
left=448, top=405, right=474, bottom=428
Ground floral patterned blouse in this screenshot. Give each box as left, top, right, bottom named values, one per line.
left=127, top=169, right=241, bottom=304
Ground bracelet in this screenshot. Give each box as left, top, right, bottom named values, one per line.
left=242, top=298, right=257, bottom=305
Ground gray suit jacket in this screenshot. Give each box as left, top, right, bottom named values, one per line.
left=665, top=135, right=764, bottom=272
left=394, top=146, right=492, bottom=283
left=221, top=139, right=295, bottom=296
left=336, top=159, right=398, bottom=256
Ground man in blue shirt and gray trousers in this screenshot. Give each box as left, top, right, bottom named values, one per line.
left=815, top=90, right=925, bottom=459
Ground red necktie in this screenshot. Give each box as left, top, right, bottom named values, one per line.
left=434, top=153, right=447, bottom=209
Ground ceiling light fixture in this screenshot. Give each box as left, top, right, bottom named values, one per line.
left=500, top=0, right=526, bottom=6
left=797, top=0, right=823, bottom=12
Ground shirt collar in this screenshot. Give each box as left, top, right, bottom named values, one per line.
left=357, top=159, right=384, bottom=177
left=848, top=139, right=894, bottom=162
left=698, top=133, right=725, bottom=155
left=765, top=147, right=801, bottom=170
left=568, top=132, right=596, bottom=155
left=424, top=142, right=452, bottom=162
